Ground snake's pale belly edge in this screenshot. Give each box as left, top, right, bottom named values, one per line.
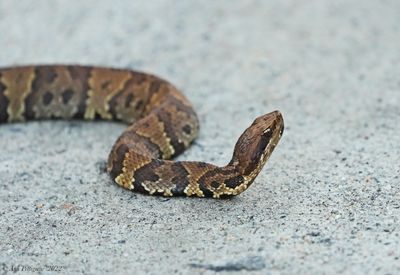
left=0, top=65, right=284, bottom=198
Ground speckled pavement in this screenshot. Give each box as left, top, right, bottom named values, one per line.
left=0, top=1, right=399, bottom=274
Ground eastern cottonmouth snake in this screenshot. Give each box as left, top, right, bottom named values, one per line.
left=0, top=65, right=284, bottom=198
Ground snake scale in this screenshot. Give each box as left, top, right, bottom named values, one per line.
left=0, top=65, right=284, bottom=198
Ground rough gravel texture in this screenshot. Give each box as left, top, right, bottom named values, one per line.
left=1, top=1, right=399, bottom=274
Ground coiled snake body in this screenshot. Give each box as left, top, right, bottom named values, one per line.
left=0, top=65, right=284, bottom=198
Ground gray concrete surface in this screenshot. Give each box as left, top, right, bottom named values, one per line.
left=0, top=0, right=399, bottom=274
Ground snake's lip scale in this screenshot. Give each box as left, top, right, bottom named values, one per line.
left=0, top=64, right=284, bottom=198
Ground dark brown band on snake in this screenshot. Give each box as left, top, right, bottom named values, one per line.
left=0, top=65, right=284, bottom=198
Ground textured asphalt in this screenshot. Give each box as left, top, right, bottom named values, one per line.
left=0, top=1, right=399, bottom=274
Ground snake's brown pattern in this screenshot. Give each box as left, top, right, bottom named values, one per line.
left=0, top=65, right=284, bottom=198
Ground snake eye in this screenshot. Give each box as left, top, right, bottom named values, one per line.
left=261, top=127, right=273, bottom=144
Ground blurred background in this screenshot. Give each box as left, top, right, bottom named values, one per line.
left=1, top=1, right=399, bottom=274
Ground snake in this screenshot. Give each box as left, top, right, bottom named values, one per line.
left=0, top=65, right=284, bottom=198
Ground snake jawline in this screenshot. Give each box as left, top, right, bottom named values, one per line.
left=0, top=65, right=284, bottom=198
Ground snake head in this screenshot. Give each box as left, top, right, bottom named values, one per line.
left=229, top=110, right=284, bottom=178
